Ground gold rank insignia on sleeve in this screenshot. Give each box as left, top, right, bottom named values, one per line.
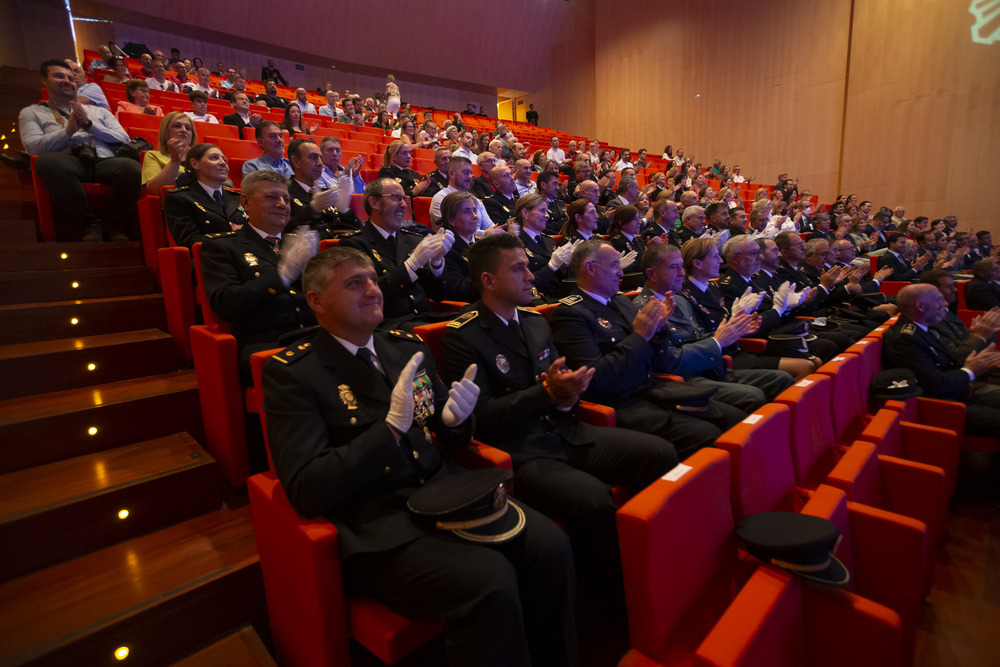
left=372, top=249, right=383, bottom=263
left=294, top=198, right=303, bottom=207
left=901, top=323, right=915, bottom=335
left=559, top=294, right=583, bottom=306
left=244, top=253, right=259, bottom=266
left=447, top=310, right=479, bottom=328
left=525, top=249, right=534, bottom=257
left=194, top=201, right=206, bottom=212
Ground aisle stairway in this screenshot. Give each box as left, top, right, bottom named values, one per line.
left=0, top=217, right=273, bottom=666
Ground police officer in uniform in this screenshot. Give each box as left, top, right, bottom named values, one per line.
left=263, top=244, right=579, bottom=667
left=483, top=163, right=519, bottom=228
left=162, top=142, right=248, bottom=249
left=286, top=137, right=361, bottom=238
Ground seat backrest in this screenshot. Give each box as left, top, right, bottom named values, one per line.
left=214, top=137, right=263, bottom=160
left=815, top=354, right=866, bottom=441
left=193, top=121, right=238, bottom=141
left=798, top=484, right=858, bottom=593
left=617, top=449, right=739, bottom=658
left=714, top=404, right=801, bottom=519
left=412, top=321, right=451, bottom=370
left=847, top=337, right=882, bottom=411
left=858, top=408, right=905, bottom=459
left=774, top=375, right=839, bottom=488
left=826, top=441, right=884, bottom=507
left=251, top=348, right=284, bottom=472
left=118, top=111, right=163, bottom=132
left=412, top=197, right=433, bottom=228
left=192, top=242, right=224, bottom=325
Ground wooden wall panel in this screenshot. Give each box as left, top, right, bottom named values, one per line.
left=841, top=0, right=1000, bottom=232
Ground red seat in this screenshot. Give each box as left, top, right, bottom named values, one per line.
left=30, top=155, right=110, bottom=241
left=412, top=197, right=433, bottom=228
left=214, top=138, right=263, bottom=161
left=118, top=111, right=163, bottom=133
left=192, top=121, right=238, bottom=141
left=617, top=448, right=903, bottom=667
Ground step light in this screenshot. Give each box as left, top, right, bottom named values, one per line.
left=87, top=363, right=97, bottom=371
left=60, top=253, right=68, bottom=259
left=118, top=509, right=130, bottom=520
left=70, top=317, right=79, bottom=325
left=71, top=281, right=79, bottom=289
left=88, top=426, right=98, bottom=435
left=114, top=646, right=129, bottom=660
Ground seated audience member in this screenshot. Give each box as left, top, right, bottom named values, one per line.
left=115, top=80, right=164, bottom=121
left=293, top=88, right=317, bottom=115
left=727, top=205, right=749, bottom=237
left=142, top=111, right=196, bottom=192
left=182, top=68, right=219, bottom=98
left=515, top=193, right=573, bottom=298
left=634, top=243, right=795, bottom=401
left=65, top=59, right=109, bottom=109
left=21, top=59, right=140, bottom=242
left=429, top=156, right=493, bottom=228
left=607, top=205, right=646, bottom=274
left=674, top=204, right=709, bottom=246
left=103, top=57, right=132, bottom=84
left=565, top=160, right=593, bottom=199
left=451, top=131, right=476, bottom=161
left=438, top=191, right=484, bottom=302
left=546, top=136, right=566, bottom=165
left=550, top=239, right=742, bottom=460
left=606, top=177, right=639, bottom=209
left=137, top=52, right=153, bottom=78
left=242, top=121, right=293, bottom=178
left=201, top=170, right=317, bottom=378
left=512, top=159, right=537, bottom=197
left=473, top=152, right=498, bottom=198
left=163, top=143, right=245, bottom=248
left=262, top=244, right=578, bottom=667
left=316, top=136, right=364, bottom=194
left=223, top=77, right=248, bottom=102
left=442, top=233, right=677, bottom=584
left=642, top=198, right=678, bottom=242
left=87, top=45, right=114, bottom=73
left=878, top=232, right=932, bottom=280
left=260, top=58, right=287, bottom=85
left=378, top=140, right=432, bottom=199
left=222, top=92, right=262, bottom=134
left=340, top=178, right=455, bottom=329
left=613, top=148, right=634, bottom=172
left=317, top=90, right=341, bottom=118
left=372, top=109, right=392, bottom=130
left=184, top=90, right=219, bottom=124
left=336, top=97, right=356, bottom=125
left=921, top=269, right=1000, bottom=365
left=256, top=80, right=288, bottom=109
left=537, top=171, right=567, bottom=234
left=559, top=198, right=601, bottom=243
left=975, top=230, right=994, bottom=259
left=218, top=67, right=237, bottom=89
left=170, top=61, right=190, bottom=87
left=280, top=102, right=316, bottom=136
left=420, top=147, right=452, bottom=199
left=416, top=120, right=440, bottom=149
left=863, top=209, right=891, bottom=251
left=483, top=163, right=520, bottom=228
left=885, top=284, right=1000, bottom=437
left=965, top=258, right=1000, bottom=311
left=286, top=137, right=359, bottom=238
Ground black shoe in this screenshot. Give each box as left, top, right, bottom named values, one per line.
left=0, top=152, right=30, bottom=171
left=106, top=230, right=129, bottom=242
left=82, top=224, right=104, bottom=242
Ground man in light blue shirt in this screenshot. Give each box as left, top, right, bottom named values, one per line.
left=242, top=121, right=293, bottom=178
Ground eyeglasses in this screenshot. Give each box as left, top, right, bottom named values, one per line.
left=589, top=260, right=622, bottom=272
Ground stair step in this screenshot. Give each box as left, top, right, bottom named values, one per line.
left=0, top=505, right=264, bottom=667
left=0, top=266, right=155, bottom=305
left=0, top=329, right=178, bottom=399
left=171, top=626, right=276, bottom=667
left=0, top=371, right=202, bottom=474
left=0, top=242, right=145, bottom=272
left=0, top=433, right=221, bottom=582
left=0, top=295, right=168, bottom=344
left=0, top=220, right=38, bottom=244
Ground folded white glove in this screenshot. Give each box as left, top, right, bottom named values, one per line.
left=386, top=351, right=423, bottom=434
left=549, top=240, right=575, bottom=270
left=333, top=173, right=353, bottom=212
left=309, top=187, right=339, bottom=214
left=787, top=285, right=810, bottom=309
left=277, top=226, right=320, bottom=286
left=771, top=281, right=791, bottom=315
left=619, top=249, right=638, bottom=269
left=442, top=364, right=480, bottom=427
left=406, top=228, right=454, bottom=271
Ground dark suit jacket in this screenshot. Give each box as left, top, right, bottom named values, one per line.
left=716, top=270, right=781, bottom=336
left=222, top=113, right=254, bottom=134
left=419, top=170, right=449, bottom=199
left=483, top=192, right=518, bottom=227
left=441, top=235, right=479, bottom=303
left=471, top=176, right=494, bottom=200
left=340, top=221, right=445, bottom=322
left=680, top=278, right=729, bottom=331
left=609, top=233, right=645, bottom=274
left=545, top=199, right=568, bottom=235
left=262, top=328, right=467, bottom=557
left=378, top=165, right=421, bottom=199
left=163, top=184, right=247, bottom=249
left=877, top=251, right=919, bottom=281
left=200, top=225, right=315, bottom=349
left=519, top=230, right=563, bottom=296
left=964, top=277, right=1000, bottom=311
left=287, top=179, right=362, bottom=238
left=884, top=315, right=973, bottom=400
left=256, top=93, right=288, bottom=109
left=932, top=309, right=990, bottom=364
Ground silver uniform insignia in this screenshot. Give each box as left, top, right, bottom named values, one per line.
left=496, top=354, right=510, bottom=374
left=901, top=323, right=916, bottom=335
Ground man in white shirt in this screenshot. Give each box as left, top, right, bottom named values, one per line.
left=451, top=131, right=477, bottom=161
left=182, top=68, right=219, bottom=98
left=546, top=136, right=565, bottom=165
left=428, top=156, right=493, bottom=230
left=731, top=164, right=747, bottom=183
left=294, top=88, right=317, bottom=115
left=145, top=60, right=179, bottom=93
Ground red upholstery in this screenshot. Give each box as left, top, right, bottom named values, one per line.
left=192, top=121, right=239, bottom=141
left=214, top=137, right=264, bottom=160
left=192, top=242, right=223, bottom=325
left=118, top=111, right=163, bottom=133
left=957, top=309, right=985, bottom=328
left=773, top=375, right=841, bottom=488
left=878, top=281, right=909, bottom=297
left=31, top=155, right=110, bottom=241
left=814, top=354, right=870, bottom=442
left=157, top=245, right=195, bottom=359
left=859, top=408, right=960, bottom=499
left=882, top=395, right=998, bottom=453
left=137, top=195, right=165, bottom=283
left=412, top=197, right=433, bottom=228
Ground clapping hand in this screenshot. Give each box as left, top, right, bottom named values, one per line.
left=442, top=364, right=479, bottom=427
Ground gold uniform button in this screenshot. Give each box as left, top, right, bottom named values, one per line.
left=254, top=272, right=260, bottom=277
left=349, top=417, right=357, bottom=425
left=268, top=287, right=276, bottom=294
left=384, top=466, right=391, bottom=474
left=412, top=450, right=420, bottom=459
left=289, top=289, right=296, bottom=295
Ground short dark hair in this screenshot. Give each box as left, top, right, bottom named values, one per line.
left=466, top=233, right=525, bottom=290
left=362, top=177, right=393, bottom=216
left=976, top=230, right=991, bottom=241
left=704, top=202, right=725, bottom=221
left=915, top=231, right=934, bottom=245
left=40, top=59, right=70, bottom=77
left=641, top=242, right=680, bottom=274
left=188, top=90, right=208, bottom=102
left=919, top=269, right=952, bottom=287
left=287, top=137, right=316, bottom=160
left=302, top=246, right=373, bottom=295
left=537, top=170, right=559, bottom=189
left=887, top=233, right=905, bottom=245
left=255, top=120, right=282, bottom=142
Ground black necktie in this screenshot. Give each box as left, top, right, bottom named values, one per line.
left=385, top=234, right=397, bottom=256
left=356, top=347, right=386, bottom=380
left=508, top=318, right=525, bottom=346
left=212, top=189, right=225, bottom=212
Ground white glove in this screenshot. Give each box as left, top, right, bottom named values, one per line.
left=713, top=228, right=731, bottom=249
left=619, top=249, right=638, bottom=269
left=732, top=286, right=764, bottom=316
left=333, top=174, right=353, bottom=212
left=277, top=226, right=319, bottom=286
left=507, top=222, right=521, bottom=236
left=405, top=228, right=454, bottom=272
left=771, top=281, right=791, bottom=315
left=442, top=364, right=479, bottom=427
left=549, top=240, right=575, bottom=270
left=309, top=187, right=339, bottom=214
left=386, top=351, right=423, bottom=434
left=787, top=285, right=810, bottom=309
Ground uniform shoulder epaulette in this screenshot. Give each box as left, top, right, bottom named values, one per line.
left=447, top=310, right=479, bottom=328
left=204, top=231, right=237, bottom=239
left=387, top=329, right=420, bottom=341
left=399, top=227, right=426, bottom=236
left=516, top=306, right=541, bottom=316
left=270, top=340, right=314, bottom=365
left=171, top=185, right=191, bottom=192
left=335, top=229, right=361, bottom=238
left=718, top=274, right=733, bottom=286
left=223, top=186, right=240, bottom=192
left=900, top=323, right=916, bottom=335
left=559, top=294, right=583, bottom=306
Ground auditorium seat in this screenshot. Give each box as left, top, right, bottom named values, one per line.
left=616, top=448, right=903, bottom=667
left=193, top=122, right=239, bottom=141
left=30, top=155, right=110, bottom=241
